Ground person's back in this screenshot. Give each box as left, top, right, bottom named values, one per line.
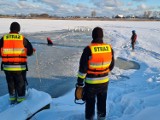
left=76, top=27, right=114, bottom=120
left=0, top=22, right=34, bottom=104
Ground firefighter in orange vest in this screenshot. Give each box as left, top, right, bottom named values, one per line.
left=76, top=27, right=114, bottom=120
left=0, top=22, right=34, bottom=104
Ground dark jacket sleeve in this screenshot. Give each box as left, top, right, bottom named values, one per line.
left=0, top=37, right=3, bottom=57
left=79, top=46, right=91, bottom=73
left=23, top=37, right=34, bottom=56
left=77, top=46, right=91, bottom=85
left=109, top=48, right=115, bottom=71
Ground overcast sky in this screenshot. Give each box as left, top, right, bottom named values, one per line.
left=0, top=0, right=159, bottom=17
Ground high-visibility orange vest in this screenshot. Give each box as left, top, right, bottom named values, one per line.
left=87, top=43, right=112, bottom=75
left=85, top=43, right=112, bottom=84
left=1, top=33, right=27, bottom=71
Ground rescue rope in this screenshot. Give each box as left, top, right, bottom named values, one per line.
left=35, top=51, right=42, bottom=83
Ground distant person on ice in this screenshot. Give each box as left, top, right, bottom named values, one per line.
left=0, top=22, right=35, bottom=104
left=47, top=37, right=53, bottom=45
left=131, top=30, right=137, bottom=50
left=76, top=27, right=114, bottom=120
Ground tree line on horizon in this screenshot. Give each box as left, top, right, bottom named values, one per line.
left=0, top=10, right=160, bottom=20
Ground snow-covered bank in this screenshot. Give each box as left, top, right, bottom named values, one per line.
left=0, top=89, right=52, bottom=120
left=0, top=18, right=160, bottom=120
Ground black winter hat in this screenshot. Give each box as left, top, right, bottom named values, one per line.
left=92, top=27, right=103, bottom=40
left=10, top=22, right=20, bottom=32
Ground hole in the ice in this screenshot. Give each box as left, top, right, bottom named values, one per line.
left=115, top=57, right=140, bottom=70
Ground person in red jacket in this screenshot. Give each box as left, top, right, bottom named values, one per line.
left=76, top=27, right=114, bottom=120
left=47, top=37, right=53, bottom=45
left=0, top=22, right=34, bottom=104
left=131, top=30, right=137, bottom=50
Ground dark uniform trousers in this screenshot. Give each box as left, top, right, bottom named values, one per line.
left=4, top=71, right=27, bottom=97
left=84, top=82, right=109, bottom=119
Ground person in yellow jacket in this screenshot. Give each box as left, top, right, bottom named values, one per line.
left=0, top=22, right=34, bottom=104
left=76, top=27, right=114, bottom=120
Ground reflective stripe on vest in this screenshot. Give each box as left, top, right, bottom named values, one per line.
left=2, top=48, right=26, bottom=54
left=3, top=64, right=26, bottom=71
left=77, top=71, right=87, bottom=79
left=88, top=43, right=112, bottom=75
left=1, top=34, right=27, bottom=63
left=85, top=76, right=109, bottom=84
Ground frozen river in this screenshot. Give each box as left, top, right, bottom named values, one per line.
left=0, top=30, right=140, bottom=97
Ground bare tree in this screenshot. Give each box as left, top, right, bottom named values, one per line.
left=144, top=11, right=152, bottom=18
left=153, top=11, right=159, bottom=18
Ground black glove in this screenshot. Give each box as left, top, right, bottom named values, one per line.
left=77, top=77, right=84, bottom=86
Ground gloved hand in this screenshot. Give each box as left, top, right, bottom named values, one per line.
left=33, top=48, right=36, bottom=55
left=75, top=84, right=84, bottom=100
left=33, top=48, right=36, bottom=52
left=74, top=77, right=85, bottom=103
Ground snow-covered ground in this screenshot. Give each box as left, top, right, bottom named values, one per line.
left=0, top=18, right=160, bottom=120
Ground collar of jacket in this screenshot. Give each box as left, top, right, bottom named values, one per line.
left=9, top=32, right=19, bottom=34
left=91, top=38, right=103, bottom=43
